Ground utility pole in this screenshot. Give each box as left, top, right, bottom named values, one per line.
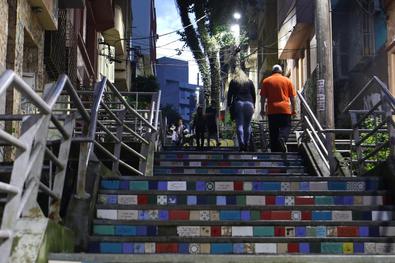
left=315, top=0, right=335, bottom=175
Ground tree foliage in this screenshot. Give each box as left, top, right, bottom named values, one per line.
left=161, top=104, right=182, bottom=126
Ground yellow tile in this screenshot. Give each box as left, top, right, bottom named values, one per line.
left=189, top=211, right=200, bottom=220
left=200, top=243, right=210, bottom=254
left=277, top=243, right=287, bottom=253
left=343, top=242, right=353, bottom=254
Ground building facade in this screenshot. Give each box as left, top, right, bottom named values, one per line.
left=156, top=57, right=198, bottom=124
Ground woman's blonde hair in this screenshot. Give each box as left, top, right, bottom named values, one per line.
left=232, top=67, right=249, bottom=85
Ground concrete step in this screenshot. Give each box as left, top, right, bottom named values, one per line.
left=48, top=253, right=395, bottom=263
left=154, top=161, right=305, bottom=167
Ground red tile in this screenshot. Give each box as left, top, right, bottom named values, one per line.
left=211, top=226, right=221, bottom=236
left=265, top=196, right=276, bottom=205
left=338, top=226, right=358, bottom=237
left=169, top=210, right=189, bottom=220
left=271, top=211, right=291, bottom=220
left=261, top=211, right=271, bottom=220
left=219, top=162, right=231, bottom=167
left=176, top=154, right=184, bottom=159
left=274, top=227, right=285, bottom=236
left=234, top=181, right=243, bottom=191
left=138, top=195, right=148, bottom=205
left=269, top=168, right=282, bottom=173
left=288, top=243, right=299, bottom=253
left=301, top=211, right=312, bottom=220
left=384, top=195, right=393, bottom=205
left=295, top=196, right=314, bottom=205
left=156, top=243, right=178, bottom=253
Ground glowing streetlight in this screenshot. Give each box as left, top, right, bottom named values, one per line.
left=233, top=12, right=241, bottom=20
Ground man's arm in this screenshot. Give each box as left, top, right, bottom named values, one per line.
left=260, top=95, right=266, bottom=117
left=290, top=95, right=296, bottom=115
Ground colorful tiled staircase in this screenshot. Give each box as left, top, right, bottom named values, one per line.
left=88, top=149, right=395, bottom=255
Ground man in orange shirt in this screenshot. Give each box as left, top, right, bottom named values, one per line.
left=260, top=65, right=296, bottom=152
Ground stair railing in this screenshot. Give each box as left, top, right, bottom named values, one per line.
left=343, top=76, right=395, bottom=175
left=73, top=77, right=161, bottom=197
left=0, top=70, right=90, bottom=263
left=297, top=90, right=331, bottom=176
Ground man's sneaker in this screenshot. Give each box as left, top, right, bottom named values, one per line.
left=279, top=138, right=288, bottom=153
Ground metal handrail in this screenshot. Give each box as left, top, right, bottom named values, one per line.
left=342, top=76, right=395, bottom=175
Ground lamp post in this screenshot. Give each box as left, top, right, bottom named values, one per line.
left=231, top=12, right=241, bottom=68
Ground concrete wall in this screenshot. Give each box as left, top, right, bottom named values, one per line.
left=386, top=1, right=395, bottom=95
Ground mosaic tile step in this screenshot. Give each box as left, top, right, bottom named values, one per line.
left=100, top=179, right=382, bottom=192
left=97, top=194, right=390, bottom=206
left=153, top=167, right=307, bottom=175
left=96, top=209, right=394, bottom=222
left=155, top=160, right=304, bottom=168
left=92, top=225, right=395, bottom=238
left=87, top=241, right=395, bottom=254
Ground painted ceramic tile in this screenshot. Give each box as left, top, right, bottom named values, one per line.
left=243, top=182, right=253, bottom=191
left=295, top=227, right=306, bottom=237
left=246, top=196, right=264, bottom=206
left=363, top=196, right=383, bottom=206
left=372, top=211, right=392, bottom=221
left=245, top=243, right=254, bottom=254
left=189, top=211, right=200, bottom=220
left=221, top=226, right=232, bottom=236
left=200, top=243, right=211, bottom=254
left=332, top=211, right=353, bottom=221
left=291, top=211, right=301, bottom=221
left=196, top=181, right=206, bottom=191
left=190, top=161, right=201, bottom=167
left=285, top=227, right=295, bottom=237
left=200, top=210, right=210, bottom=221
left=157, top=195, right=167, bottom=205
left=200, top=226, right=211, bottom=236
left=300, top=182, right=310, bottom=191
left=189, top=243, right=200, bottom=254
left=309, top=182, right=328, bottom=191
left=177, top=226, right=200, bottom=237
left=347, top=181, right=365, bottom=191
left=316, top=226, right=327, bottom=237
left=353, top=196, right=363, bottom=205
left=326, top=226, right=337, bottom=237
left=148, top=210, right=159, bottom=220
left=364, top=242, right=376, bottom=254
left=117, top=195, right=137, bottom=205
left=210, top=210, right=220, bottom=221
left=187, top=195, right=197, bottom=205
left=206, top=182, right=215, bottom=191
left=281, top=182, right=291, bottom=191
left=97, top=209, right=117, bottom=220
left=306, top=227, right=315, bottom=237
left=167, top=181, right=187, bottom=191
left=376, top=243, right=395, bottom=254
left=232, top=227, right=253, bottom=237
left=277, top=243, right=288, bottom=253
left=233, top=243, right=245, bottom=254
left=145, top=243, right=156, bottom=254
left=216, top=196, right=227, bottom=205
left=290, top=182, right=299, bottom=191
left=215, top=182, right=234, bottom=191
left=168, top=195, right=177, bottom=204
left=380, top=226, right=395, bottom=236
left=285, top=196, right=295, bottom=206
left=138, top=210, right=150, bottom=220
left=255, top=243, right=277, bottom=254
left=134, top=243, right=145, bottom=254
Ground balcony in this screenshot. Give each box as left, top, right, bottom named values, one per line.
left=90, top=0, right=114, bottom=31
left=28, top=0, right=58, bottom=30
left=103, top=5, right=125, bottom=55
left=277, top=0, right=314, bottom=59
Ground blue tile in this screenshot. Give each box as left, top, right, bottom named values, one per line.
left=159, top=210, right=169, bottom=220
left=197, top=196, right=208, bottom=204
left=158, top=181, right=167, bottom=190
left=365, top=180, right=379, bottom=191
left=168, top=195, right=177, bottom=204
left=196, top=181, right=206, bottom=191
left=227, top=196, right=237, bottom=205
left=312, top=211, right=332, bottom=220
left=123, top=243, right=134, bottom=254
left=220, top=210, right=241, bottom=220
left=217, top=196, right=227, bottom=205
left=138, top=211, right=149, bottom=220
left=296, top=227, right=306, bottom=237
left=134, top=243, right=145, bottom=253
left=359, top=226, right=369, bottom=237
left=316, top=226, right=327, bottom=237
left=334, top=196, right=345, bottom=205
left=261, top=182, right=281, bottom=191
left=328, top=181, right=347, bottom=191
left=148, top=181, right=158, bottom=190
left=197, top=169, right=209, bottom=174
left=106, top=195, right=117, bottom=205
left=136, top=226, right=147, bottom=236
left=252, top=182, right=261, bottom=191
left=299, top=243, right=310, bottom=253
left=88, top=242, right=100, bottom=253
left=344, top=196, right=354, bottom=205
left=354, top=243, right=364, bottom=253
left=147, top=226, right=157, bottom=236
left=276, top=196, right=285, bottom=205
left=179, top=243, right=189, bottom=254
left=220, top=169, right=234, bottom=174
left=299, top=182, right=310, bottom=191
left=211, top=243, right=233, bottom=254
left=101, top=180, right=120, bottom=190
left=187, top=195, right=197, bottom=205
left=119, top=181, right=129, bottom=190
left=241, top=210, right=250, bottom=221
left=233, top=243, right=245, bottom=254
left=369, top=226, right=380, bottom=237
left=100, top=242, right=122, bottom=253
left=115, top=226, right=136, bottom=236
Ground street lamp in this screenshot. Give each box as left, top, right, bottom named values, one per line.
left=233, top=12, right=241, bottom=20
